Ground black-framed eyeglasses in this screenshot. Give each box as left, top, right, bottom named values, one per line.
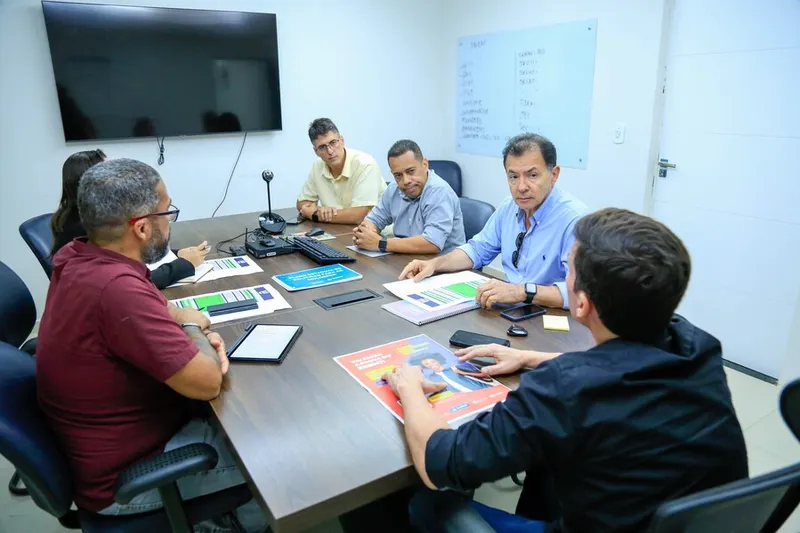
left=128, top=204, right=180, bottom=225
left=511, top=231, right=525, bottom=268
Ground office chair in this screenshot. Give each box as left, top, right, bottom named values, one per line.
left=429, top=160, right=463, bottom=197
left=460, top=197, right=495, bottom=241
left=0, top=260, right=39, bottom=497
left=646, top=461, right=800, bottom=532
left=780, top=378, right=800, bottom=441
left=0, top=341, right=253, bottom=533
left=19, top=213, right=55, bottom=278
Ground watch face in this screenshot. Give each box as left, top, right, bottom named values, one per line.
left=526, top=283, right=537, bottom=295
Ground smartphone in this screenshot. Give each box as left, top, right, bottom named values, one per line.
left=449, top=330, right=511, bottom=348
left=285, top=215, right=306, bottom=225
left=500, top=304, right=547, bottom=322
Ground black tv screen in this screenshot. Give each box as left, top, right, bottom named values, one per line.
left=41, top=2, right=282, bottom=142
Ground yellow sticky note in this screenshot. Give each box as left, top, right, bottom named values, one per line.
left=543, top=315, right=570, bottom=332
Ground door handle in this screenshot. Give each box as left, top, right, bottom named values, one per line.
left=658, top=158, right=676, bottom=177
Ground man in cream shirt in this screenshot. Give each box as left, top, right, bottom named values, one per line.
left=296, top=118, right=387, bottom=225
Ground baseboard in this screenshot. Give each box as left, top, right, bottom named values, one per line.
left=723, top=359, right=778, bottom=385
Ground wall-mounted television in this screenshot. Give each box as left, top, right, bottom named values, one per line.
left=41, top=1, right=282, bottom=142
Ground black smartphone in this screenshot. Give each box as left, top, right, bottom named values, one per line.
left=449, top=330, right=511, bottom=348
left=500, top=304, right=547, bottom=322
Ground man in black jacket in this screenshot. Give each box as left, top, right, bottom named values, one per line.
left=383, top=207, right=748, bottom=533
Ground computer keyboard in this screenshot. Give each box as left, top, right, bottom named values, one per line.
left=288, top=236, right=355, bottom=265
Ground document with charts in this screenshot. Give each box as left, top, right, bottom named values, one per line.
left=334, top=334, right=509, bottom=426
left=383, top=271, right=489, bottom=311
left=202, top=255, right=263, bottom=281
left=169, top=284, right=290, bottom=325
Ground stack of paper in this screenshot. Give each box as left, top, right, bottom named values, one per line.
left=169, top=284, right=291, bottom=325
left=383, top=271, right=490, bottom=311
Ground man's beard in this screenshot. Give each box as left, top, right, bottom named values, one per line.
left=141, top=224, right=170, bottom=264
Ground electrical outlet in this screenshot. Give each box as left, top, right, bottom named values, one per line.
left=613, top=122, right=626, bottom=144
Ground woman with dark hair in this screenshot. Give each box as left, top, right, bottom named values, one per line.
left=51, top=150, right=209, bottom=289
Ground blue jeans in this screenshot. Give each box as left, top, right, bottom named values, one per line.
left=409, top=489, right=546, bottom=533
left=99, top=419, right=268, bottom=533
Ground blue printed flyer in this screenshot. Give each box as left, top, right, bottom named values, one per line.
left=272, top=264, right=362, bottom=292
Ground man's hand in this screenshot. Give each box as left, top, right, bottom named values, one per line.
left=353, top=224, right=381, bottom=251
left=456, top=344, right=528, bottom=376
left=205, top=331, right=229, bottom=375
left=383, top=364, right=446, bottom=397
left=298, top=203, right=317, bottom=219
left=399, top=259, right=437, bottom=282
left=173, top=306, right=211, bottom=330
left=475, top=280, right=525, bottom=309
left=317, top=206, right=339, bottom=222
left=177, top=241, right=210, bottom=268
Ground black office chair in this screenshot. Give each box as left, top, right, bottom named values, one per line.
left=460, top=197, right=496, bottom=241
left=646, top=462, right=800, bottom=532
left=429, top=160, right=463, bottom=197
left=0, top=260, right=39, bottom=497
left=19, top=213, right=55, bottom=278
left=780, top=378, right=800, bottom=441
left=0, top=341, right=253, bottom=533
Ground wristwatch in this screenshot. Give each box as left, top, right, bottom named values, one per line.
left=311, top=210, right=320, bottom=223
left=378, top=238, right=388, bottom=253
left=181, top=322, right=203, bottom=331
left=524, top=283, right=538, bottom=304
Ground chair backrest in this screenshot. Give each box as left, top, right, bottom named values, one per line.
left=0, top=342, right=74, bottom=519
left=460, top=197, right=495, bottom=241
left=781, top=378, right=800, bottom=441
left=647, top=461, right=800, bottom=532
left=429, top=160, right=463, bottom=197
left=0, top=261, right=37, bottom=349
left=19, top=213, right=55, bottom=278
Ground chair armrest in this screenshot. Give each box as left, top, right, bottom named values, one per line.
left=113, top=443, right=218, bottom=504
left=442, top=501, right=498, bottom=533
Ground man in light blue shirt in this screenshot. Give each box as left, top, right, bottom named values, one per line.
left=399, top=133, right=587, bottom=309
left=353, top=140, right=465, bottom=254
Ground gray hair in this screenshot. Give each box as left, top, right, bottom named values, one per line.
left=77, top=158, right=162, bottom=243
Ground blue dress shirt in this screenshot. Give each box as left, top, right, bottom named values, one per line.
left=366, top=169, right=465, bottom=253
left=458, top=186, right=587, bottom=308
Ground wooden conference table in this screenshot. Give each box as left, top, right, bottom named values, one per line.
left=165, top=208, right=594, bottom=533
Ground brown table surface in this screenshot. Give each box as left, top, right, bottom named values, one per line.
left=165, top=208, right=594, bottom=533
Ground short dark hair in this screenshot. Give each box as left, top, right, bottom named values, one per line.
left=573, top=208, right=691, bottom=343
left=407, top=351, right=446, bottom=366
left=502, top=133, right=557, bottom=169
left=387, top=139, right=424, bottom=161
left=308, top=118, right=339, bottom=143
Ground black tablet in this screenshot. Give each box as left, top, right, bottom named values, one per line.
left=226, top=324, right=302, bottom=363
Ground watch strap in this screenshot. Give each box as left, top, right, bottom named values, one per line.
left=524, top=284, right=537, bottom=304
left=378, top=238, right=388, bottom=252
left=181, top=322, right=203, bottom=330
left=311, top=210, right=319, bottom=223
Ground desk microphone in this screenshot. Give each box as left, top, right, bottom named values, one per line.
left=258, top=169, right=286, bottom=235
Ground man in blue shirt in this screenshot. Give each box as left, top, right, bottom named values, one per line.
left=383, top=208, right=748, bottom=533
left=399, top=133, right=586, bottom=309
left=353, top=140, right=465, bottom=254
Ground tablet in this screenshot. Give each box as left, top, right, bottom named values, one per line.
left=226, top=324, right=302, bottom=363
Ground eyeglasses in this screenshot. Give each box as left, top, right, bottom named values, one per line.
left=128, top=204, right=180, bottom=225
left=314, top=138, right=341, bottom=154
left=511, top=231, right=525, bottom=268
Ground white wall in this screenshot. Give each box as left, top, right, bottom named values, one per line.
left=0, top=0, right=445, bottom=313
left=439, top=0, right=668, bottom=213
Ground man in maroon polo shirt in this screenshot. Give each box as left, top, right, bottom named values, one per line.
left=36, top=158, right=267, bottom=532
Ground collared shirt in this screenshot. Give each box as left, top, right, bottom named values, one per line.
left=425, top=316, right=749, bottom=533
left=297, top=147, right=387, bottom=209
left=365, top=169, right=465, bottom=253
left=458, top=187, right=587, bottom=308
left=37, top=240, right=199, bottom=512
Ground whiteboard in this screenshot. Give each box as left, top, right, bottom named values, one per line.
left=456, top=20, right=597, bottom=169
